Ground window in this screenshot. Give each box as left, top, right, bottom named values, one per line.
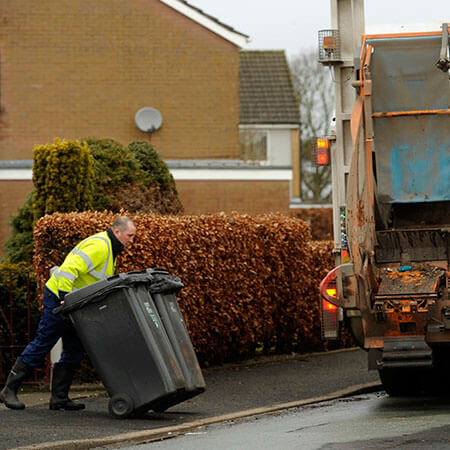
left=239, top=129, right=267, bottom=162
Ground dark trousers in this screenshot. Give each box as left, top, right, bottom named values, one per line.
left=20, top=288, right=84, bottom=367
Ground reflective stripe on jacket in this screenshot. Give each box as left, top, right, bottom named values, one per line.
left=46, top=231, right=115, bottom=296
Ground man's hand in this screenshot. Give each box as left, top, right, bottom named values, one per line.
left=58, top=290, right=69, bottom=304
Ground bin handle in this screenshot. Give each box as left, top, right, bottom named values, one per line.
left=52, top=305, right=65, bottom=315
left=52, top=283, right=132, bottom=315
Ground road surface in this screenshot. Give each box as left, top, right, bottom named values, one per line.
left=123, top=392, right=450, bottom=450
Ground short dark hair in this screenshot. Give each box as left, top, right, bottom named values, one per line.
left=111, top=216, right=135, bottom=232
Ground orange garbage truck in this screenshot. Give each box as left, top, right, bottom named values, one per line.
left=318, top=0, right=449, bottom=394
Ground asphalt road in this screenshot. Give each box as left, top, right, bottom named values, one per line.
left=134, top=392, right=450, bottom=450
left=0, top=348, right=380, bottom=449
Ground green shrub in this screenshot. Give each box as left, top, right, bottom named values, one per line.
left=0, top=261, right=40, bottom=381
left=82, top=138, right=142, bottom=211
left=128, top=141, right=177, bottom=191
left=127, top=141, right=183, bottom=214
left=83, top=138, right=183, bottom=214
left=32, top=138, right=93, bottom=221
left=3, top=192, right=35, bottom=264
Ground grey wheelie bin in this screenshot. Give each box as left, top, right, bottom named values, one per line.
left=141, top=268, right=206, bottom=411
left=58, top=271, right=186, bottom=418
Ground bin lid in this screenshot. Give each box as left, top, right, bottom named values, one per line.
left=56, top=269, right=184, bottom=314
left=59, top=271, right=154, bottom=314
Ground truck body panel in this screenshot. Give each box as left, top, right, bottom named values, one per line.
left=370, top=36, right=449, bottom=204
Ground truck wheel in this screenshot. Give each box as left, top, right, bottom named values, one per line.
left=108, top=393, right=134, bottom=418
left=378, top=368, right=430, bottom=396
left=378, top=368, right=421, bottom=396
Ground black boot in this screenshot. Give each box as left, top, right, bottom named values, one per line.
left=49, top=362, right=85, bottom=411
left=0, top=358, right=31, bottom=410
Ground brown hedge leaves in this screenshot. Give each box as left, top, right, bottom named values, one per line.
left=34, top=211, right=338, bottom=366
left=291, top=208, right=333, bottom=240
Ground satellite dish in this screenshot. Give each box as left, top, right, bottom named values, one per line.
left=135, top=107, right=163, bottom=133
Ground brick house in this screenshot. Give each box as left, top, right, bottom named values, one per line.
left=0, top=0, right=300, bottom=253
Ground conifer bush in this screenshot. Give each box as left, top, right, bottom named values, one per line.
left=127, top=140, right=183, bottom=214
left=82, top=138, right=141, bottom=211
left=3, top=193, right=34, bottom=264
left=32, top=138, right=93, bottom=222
left=82, top=138, right=183, bottom=214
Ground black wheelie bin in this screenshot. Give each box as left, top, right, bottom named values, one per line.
left=58, top=271, right=187, bottom=418
left=141, top=268, right=205, bottom=411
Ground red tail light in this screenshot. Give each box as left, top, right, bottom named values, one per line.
left=323, top=299, right=337, bottom=310
left=316, top=138, right=330, bottom=166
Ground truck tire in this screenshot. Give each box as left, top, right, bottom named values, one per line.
left=378, top=367, right=441, bottom=396
left=378, top=368, right=422, bottom=396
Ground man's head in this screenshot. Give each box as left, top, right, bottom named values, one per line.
left=111, top=216, right=136, bottom=247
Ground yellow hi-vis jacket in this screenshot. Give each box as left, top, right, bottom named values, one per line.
left=46, top=231, right=115, bottom=296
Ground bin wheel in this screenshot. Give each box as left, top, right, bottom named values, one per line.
left=108, top=394, right=134, bottom=419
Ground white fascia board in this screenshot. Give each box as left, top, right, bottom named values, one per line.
left=0, top=169, right=32, bottom=180
left=171, top=168, right=292, bottom=181
left=159, top=0, right=250, bottom=48
left=239, top=124, right=300, bottom=130
left=0, top=168, right=292, bottom=181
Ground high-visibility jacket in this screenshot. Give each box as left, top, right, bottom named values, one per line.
left=46, top=231, right=116, bottom=296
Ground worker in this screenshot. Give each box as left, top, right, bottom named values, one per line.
left=0, top=216, right=136, bottom=411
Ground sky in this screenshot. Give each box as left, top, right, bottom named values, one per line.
left=189, top=0, right=449, bottom=58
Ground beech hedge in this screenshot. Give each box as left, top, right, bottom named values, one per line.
left=291, top=208, right=333, bottom=241
left=34, top=211, right=346, bottom=366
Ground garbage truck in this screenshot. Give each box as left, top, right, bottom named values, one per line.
left=317, top=0, right=449, bottom=394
